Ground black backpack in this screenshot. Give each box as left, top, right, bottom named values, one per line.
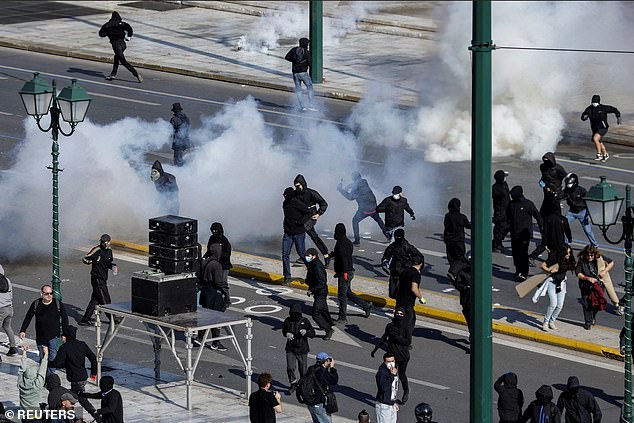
left=0, top=274, right=9, bottom=293
left=296, top=366, right=321, bottom=405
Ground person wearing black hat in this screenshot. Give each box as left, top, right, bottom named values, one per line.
left=169, top=103, right=190, bottom=166
left=80, top=376, right=124, bottom=423
left=79, top=234, right=117, bottom=326
left=556, top=376, right=601, bottom=423
left=99, top=11, right=142, bottom=83
left=492, top=170, right=510, bottom=253
left=376, top=186, right=415, bottom=242
left=381, top=229, right=423, bottom=300
left=150, top=160, right=179, bottom=215
left=285, top=37, right=317, bottom=112
left=337, top=172, right=386, bottom=246
left=581, top=94, right=622, bottom=162
left=304, top=249, right=335, bottom=340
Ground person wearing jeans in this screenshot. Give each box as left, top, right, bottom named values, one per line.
left=540, top=245, right=576, bottom=332
left=375, top=352, right=399, bottom=423
left=0, top=264, right=18, bottom=357
left=285, top=38, right=317, bottom=111
left=563, top=173, right=598, bottom=246
left=281, top=187, right=313, bottom=284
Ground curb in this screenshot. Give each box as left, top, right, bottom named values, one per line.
left=110, top=240, right=623, bottom=361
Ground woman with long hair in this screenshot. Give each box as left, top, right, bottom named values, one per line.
left=540, top=244, right=576, bottom=331
left=576, top=245, right=615, bottom=330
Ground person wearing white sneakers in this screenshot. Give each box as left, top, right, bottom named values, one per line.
left=581, top=94, right=622, bottom=162
left=540, top=244, right=576, bottom=332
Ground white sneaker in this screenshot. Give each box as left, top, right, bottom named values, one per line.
left=602, top=153, right=609, bottom=162
left=542, top=322, right=549, bottom=332
left=548, top=321, right=558, bottom=330
left=594, top=154, right=603, bottom=161
left=307, top=107, right=319, bottom=112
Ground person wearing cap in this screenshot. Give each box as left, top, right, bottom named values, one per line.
left=556, top=376, right=601, bottom=423
left=581, top=94, right=622, bottom=162
left=79, top=234, right=117, bottom=326
left=337, top=172, right=386, bottom=246
left=59, top=392, right=82, bottom=422
left=305, top=352, right=338, bottom=423
left=304, top=249, right=335, bottom=340
left=375, top=186, right=415, bottom=242
left=381, top=229, right=423, bottom=300
left=285, top=37, right=317, bottom=112
left=0, top=264, right=18, bottom=359
left=150, top=160, right=179, bottom=215
left=492, top=170, right=510, bottom=253
left=374, top=352, right=400, bottom=422
left=169, top=103, right=190, bottom=166
left=80, top=375, right=124, bottom=423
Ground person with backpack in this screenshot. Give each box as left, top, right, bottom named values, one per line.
left=99, top=11, right=142, bottom=82
left=282, top=302, right=316, bottom=394
left=494, top=372, right=524, bottom=423
left=285, top=37, right=317, bottom=112
left=337, top=172, right=386, bottom=246
left=375, top=186, right=416, bottom=242
left=20, top=284, right=69, bottom=365
left=297, top=352, right=339, bottom=423
left=557, top=376, right=601, bottom=423
left=304, top=249, right=335, bottom=340
left=381, top=229, right=423, bottom=300
left=0, top=264, right=18, bottom=359
left=80, top=234, right=118, bottom=326
left=519, top=385, right=561, bottom=423
left=281, top=187, right=314, bottom=285
left=198, top=242, right=231, bottom=351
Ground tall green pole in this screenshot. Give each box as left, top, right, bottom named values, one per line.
left=49, top=81, right=62, bottom=301
left=623, top=185, right=632, bottom=422
left=309, top=0, right=323, bottom=84
left=470, top=1, right=493, bottom=422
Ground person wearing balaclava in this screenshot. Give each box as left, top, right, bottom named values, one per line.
left=443, top=198, right=471, bottom=272
left=519, top=385, right=561, bottom=423
left=198, top=243, right=231, bottom=351
left=563, top=173, right=599, bottom=248
left=285, top=37, right=317, bottom=112
left=381, top=229, right=423, bottom=300
left=205, top=222, right=232, bottom=286
left=170, top=103, right=190, bottom=166
left=281, top=187, right=313, bottom=285
left=282, top=302, right=316, bottom=394
left=293, top=174, right=331, bottom=265
left=80, top=375, right=124, bottom=423
left=581, top=94, right=622, bottom=162
left=304, top=248, right=335, bottom=340
left=99, top=11, right=142, bottom=82
left=337, top=171, right=386, bottom=246
left=556, top=376, right=601, bottom=423
left=492, top=170, right=510, bottom=253
left=150, top=160, right=179, bottom=215
left=494, top=372, right=524, bottom=423
left=80, top=234, right=117, bottom=326
left=507, top=186, right=542, bottom=282
left=376, top=186, right=416, bottom=242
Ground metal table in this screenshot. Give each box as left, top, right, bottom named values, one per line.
left=95, top=302, right=253, bottom=410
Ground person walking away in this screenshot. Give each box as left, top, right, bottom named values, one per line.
left=540, top=245, right=576, bottom=332
left=304, top=249, right=335, bottom=340
left=198, top=243, right=231, bottom=351
left=576, top=245, right=614, bottom=330
left=18, top=345, right=48, bottom=415
left=557, top=376, right=601, bottom=423
left=331, top=223, right=372, bottom=324
left=581, top=94, right=622, bottom=161
left=298, top=352, right=339, bottom=423
left=80, top=375, right=124, bottom=423
left=80, top=234, right=117, bottom=326
left=395, top=256, right=426, bottom=340
left=443, top=198, right=471, bottom=271
left=285, top=38, right=317, bottom=111
left=205, top=222, right=232, bottom=288
left=494, top=372, right=524, bottom=423
left=519, top=385, right=561, bottom=423
left=562, top=173, right=598, bottom=247
left=170, top=103, right=190, bottom=166
left=0, top=264, right=18, bottom=358
left=99, top=11, right=142, bottom=82
left=294, top=175, right=331, bottom=265
left=281, top=187, right=313, bottom=285
left=20, top=285, right=69, bottom=365
left=371, top=308, right=412, bottom=404
left=374, top=352, right=400, bottom=423
left=492, top=170, right=510, bottom=253
left=249, top=372, right=282, bottom=423
left=375, top=186, right=416, bottom=242
left=150, top=160, right=179, bottom=215
left=337, top=172, right=386, bottom=246
left=282, top=302, right=316, bottom=394
left=448, top=259, right=472, bottom=340
left=507, top=186, right=543, bottom=282
left=381, top=229, right=423, bottom=299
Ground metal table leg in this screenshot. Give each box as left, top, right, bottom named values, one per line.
left=186, top=330, right=193, bottom=410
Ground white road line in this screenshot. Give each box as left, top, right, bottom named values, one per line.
left=558, top=157, right=634, bottom=175
left=0, top=111, right=14, bottom=116
left=368, top=240, right=446, bottom=258
left=88, top=92, right=162, bottom=106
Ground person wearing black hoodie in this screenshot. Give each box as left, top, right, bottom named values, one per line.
left=507, top=186, right=543, bottom=282
left=205, top=222, right=232, bottom=286
left=285, top=38, right=316, bottom=111
left=80, top=234, right=117, bottom=325
left=281, top=187, right=313, bottom=284
left=99, top=11, right=142, bottom=82
left=557, top=376, right=601, bottom=423
left=443, top=198, right=471, bottom=270
left=282, top=302, right=316, bottom=393
left=45, top=373, right=76, bottom=411
left=494, top=372, right=524, bottom=423
left=563, top=173, right=598, bottom=247
left=304, top=248, right=335, bottom=340
left=539, top=152, right=567, bottom=201
left=581, top=94, right=622, bottom=161
left=150, top=160, right=179, bottom=215
left=382, top=229, right=424, bottom=300
left=519, top=385, right=561, bottom=423
left=293, top=175, right=330, bottom=264
left=449, top=259, right=472, bottom=339
left=80, top=376, right=124, bottom=423
left=331, top=223, right=372, bottom=324
left=492, top=170, right=510, bottom=252
left=337, top=172, right=386, bottom=245
left=376, top=186, right=416, bottom=241
left=199, top=243, right=231, bottom=351
left=170, top=103, right=190, bottom=166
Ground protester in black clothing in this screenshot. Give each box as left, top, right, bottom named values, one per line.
left=281, top=187, right=313, bottom=284
left=375, top=186, right=416, bottom=241
left=374, top=352, right=400, bottom=419
left=331, top=223, right=371, bottom=323
left=99, top=11, right=142, bottom=82
left=581, top=94, right=622, bottom=161
left=45, top=373, right=76, bottom=411
left=557, top=376, right=601, bottom=423
left=20, top=284, right=69, bottom=364
left=449, top=259, right=472, bottom=339
left=415, top=402, right=435, bottom=423
left=337, top=172, right=386, bottom=245
left=395, top=256, right=425, bottom=339
left=304, top=249, right=334, bottom=340
left=519, top=385, right=561, bottom=423
left=80, top=235, right=117, bottom=326
left=198, top=243, right=231, bottom=351
left=494, top=372, right=524, bottom=423
left=294, top=175, right=330, bottom=264
left=381, top=229, right=423, bottom=299
left=529, top=206, right=572, bottom=265
left=80, top=376, right=124, bottom=423
left=205, top=222, right=232, bottom=286
left=507, top=186, right=543, bottom=282
left=150, top=160, right=179, bottom=215
left=563, top=173, right=599, bottom=247
left=443, top=198, right=471, bottom=271
left=539, top=152, right=567, bottom=201
left=282, top=303, right=316, bottom=394
left=249, top=372, right=282, bottom=423
left=285, top=38, right=316, bottom=111
left=170, top=103, right=190, bottom=166
left=492, top=170, right=510, bottom=252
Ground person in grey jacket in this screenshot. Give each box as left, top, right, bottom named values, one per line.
left=18, top=345, right=48, bottom=412
left=0, top=264, right=18, bottom=359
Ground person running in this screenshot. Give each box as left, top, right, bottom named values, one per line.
left=576, top=245, right=615, bottom=330
left=337, top=172, right=386, bottom=246
left=304, top=249, right=335, bottom=340
left=581, top=94, right=622, bottom=162
left=507, top=186, right=543, bottom=282
left=539, top=245, right=576, bottom=332
left=562, top=173, right=598, bottom=247
left=80, top=234, right=117, bottom=326
left=376, top=186, right=416, bottom=241
left=99, top=11, right=142, bottom=82
left=293, top=175, right=331, bottom=265
left=381, top=229, right=423, bottom=300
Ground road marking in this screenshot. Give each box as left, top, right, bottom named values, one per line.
left=0, top=111, right=14, bottom=116
left=244, top=305, right=282, bottom=314
left=613, top=153, right=634, bottom=159
left=368, top=240, right=446, bottom=258
left=88, top=92, right=162, bottom=106
left=558, top=157, right=634, bottom=175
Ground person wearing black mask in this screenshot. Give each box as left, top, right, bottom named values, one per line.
left=581, top=94, right=622, bottom=162
left=282, top=303, right=315, bottom=394
left=337, top=172, right=386, bottom=246
left=563, top=173, right=598, bottom=247
left=492, top=170, right=510, bottom=253
left=80, top=234, right=117, bottom=326
left=395, top=256, right=426, bottom=340
left=285, top=37, right=317, bottom=112
left=281, top=187, right=313, bottom=285
left=381, top=229, right=423, bottom=300
left=376, top=186, right=416, bottom=242
left=449, top=259, right=472, bottom=340
left=99, top=11, right=142, bottom=82
left=80, top=376, right=124, bottom=423
left=205, top=222, right=232, bottom=287
left=443, top=198, right=471, bottom=271
left=507, top=186, right=543, bottom=282
left=304, top=249, right=335, bottom=340
left=556, top=376, right=601, bottom=423
left=293, top=175, right=331, bottom=265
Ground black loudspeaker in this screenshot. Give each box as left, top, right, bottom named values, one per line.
left=131, top=271, right=197, bottom=316
left=149, top=231, right=198, bottom=248
left=149, top=244, right=199, bottom=260
left=148, top=256, right=200, bottom=274
left=149, top=215, right=198, bottom=235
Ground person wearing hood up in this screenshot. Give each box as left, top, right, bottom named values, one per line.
left=539, top=152, right=567, bottom=203
left=282, top=302, right=316, bottom=394
left=18, top=344, right=48, bottom=412
left=198, top=242, right=231, bottom=351
left=205, top=222, right=233, bottom=287
left=529, top=201, right=572, bottom=267
left=581, top=94, right=622, bottom=162
left=169, top=103, right=190, bottom=166
left=80, top=375, right=124, bottom=423
left=281, top=187, right=314, bottom=284
left=562, top=173, right=598, bottom=248
left=331, top=223, right=372, bottom=324
left=337, top=172, right=386, bottom=246
left=519, top=385, right=561, bottom=423
left=494, top=372, right=524, bottom=423
left=99, top=11, right=142, bottom=83
left=0, top=264, right=18, bottom=358
left=381, top=229, right=424, bottom=300
left=448, top=258, right=472, bottom=339
left=375, top=186, right=416, bottom=242
left=45, top=373, right=76, bottom=411
left=557, top=376, right=601, bottom=423
left=492, top=170, right=511, bottom=253
left=507, top=186, right=543, bottom=282
left=304, top=248, right=335, bottom=340
left=150, top=160, right=179, bottom=215
left=285, top=37, right=317, bottom=112
left=80, top=234, right=117, bottom=326
left=293, top=175, right=331, bottom=265
left=443, top=198, right=471, bottom=271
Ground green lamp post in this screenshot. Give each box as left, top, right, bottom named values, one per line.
left=19, top=73, right=91, bottom=301
left=584, top=176, right=632, bottom=422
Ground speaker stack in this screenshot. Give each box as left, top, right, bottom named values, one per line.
left=148, top=215, right=200, bottom=274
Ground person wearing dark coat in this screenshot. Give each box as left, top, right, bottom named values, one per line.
left=199, top=243, right=230, bottom=351
left=381, top=229, right=424, bottom=300
left=539, top=152, right=567, bottom=201
left=293, top=175, right=330, bottom=263
left=150, top=160, right=179, bottom=215
left=563, top=173, right=598, bottom=247
left=80, top=234, right=117, bottom=325
left=205, top=222, right=232, bottom=286
left=80, top=376, right=124, bottom=423
left=281, top=187, right=313, bottom=284
left=282, top=302, right=316, bottom=393
left=285, top=37, right=316, bottom=111
left=337, top=172, right=386, bottom=245
left=331, top=223, right=371, bottom=323
left=529, top=206, right=572, bottom=265
left=374, top=352, right=400, bottom=420
left=494, top=372, right=524, bottom=423
left=99, top=11, right=141, bottom=82
left=492, top=170, right=510, bottom=252
left=557, top=376, right=601, bottom=423
left=170, top=103, right=190, bottom=166
left=304, top=249, right=334, bottom=340
left=520, top=385, right=561, bottom=423
left=581, top=94, right=622, bottom=161
left=449, top=259, right=472, bottom=339
left=507, top=186, right=543, bottom=282
left=375, top=186, right=416, bottom=241
left=45, top=373, right=76, bottom=411
left=443, top=198, right=471, bottom=270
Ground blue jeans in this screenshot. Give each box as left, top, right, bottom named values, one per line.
left=292, top=72, right=314, bottom=108
left=375, top=402, right=398, bottom=423
left=544, top=279, right=566, bottom=324
left=566, top=209, right=598, bottom=246
left=38, top=337, right=61, bottom=373
left=308, top=403, right=332, bottom=423
left=282, top=233, right=306, bottom=278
